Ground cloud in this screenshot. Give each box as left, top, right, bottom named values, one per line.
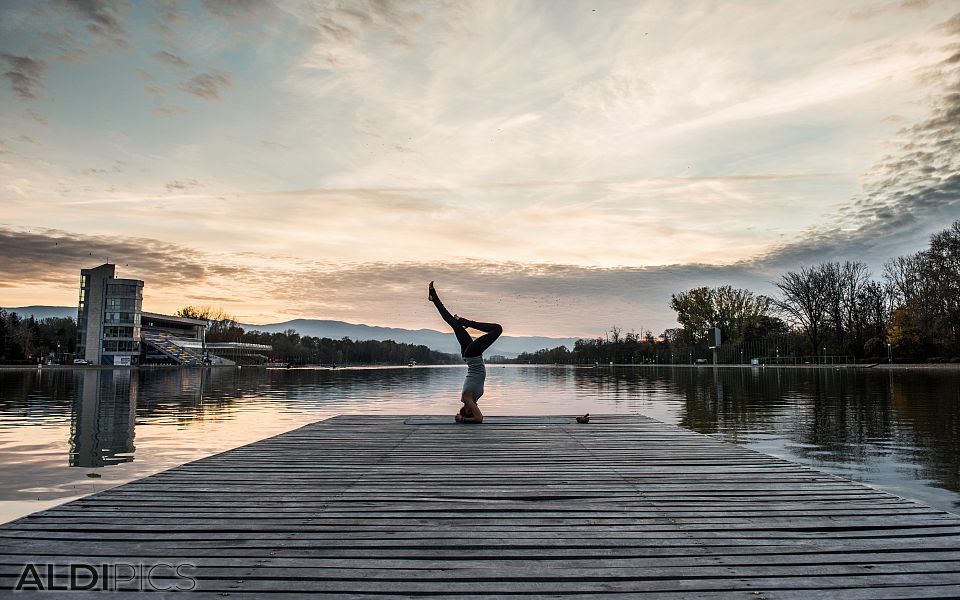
left=0, top=226, right=211, bottom=288
left=179, top=72, right=232, bottom=100
left=260, top=139, right=289, bottom=151
left=52, top=0, right=127, bottom=47
left=295, top=1, right=430, bottom=46
left=25, top=108, right=47, bottom=124
left=0, top=224, right=771, bottom=336
left=846, top=0, right=932, bottom=21
left=79, top=160, right=124, bottom=177
left=152, top=103, right=187, bottom=117
left=938, top=11, right=960, bottom=34
left=165, top=178, right=202, bottom=191
left=151, top=0, right=188, bottom=38
left=0, top=54, right=46, bottom=100
left=229, top=258, right=770, bottom=336
left=56, top=48, right=89, bottom=63
left=153, top=50, right=190, bottom=69
left=201, top=0, right=276, bottom=23
left=763, top=10, right=960, bottom=267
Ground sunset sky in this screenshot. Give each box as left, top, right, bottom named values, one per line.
left=1, top=1, right=958, bottom=337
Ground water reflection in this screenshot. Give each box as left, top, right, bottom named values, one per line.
left=70, top=370, right=136, bottom=467
left=0, top=365, right=958, bottom=524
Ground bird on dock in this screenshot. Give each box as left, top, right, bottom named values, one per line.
left=576, top=413, right=590, bottom=424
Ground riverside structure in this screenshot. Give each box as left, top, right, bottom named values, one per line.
left=74, top=263, right=269, bottom=366
left=2, top=414, right=959, bottom=596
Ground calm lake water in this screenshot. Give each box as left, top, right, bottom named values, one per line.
left=1, top=365, right=958, bottom=524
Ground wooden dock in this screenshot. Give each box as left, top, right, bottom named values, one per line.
left=3, top=414, right=960, bottom=597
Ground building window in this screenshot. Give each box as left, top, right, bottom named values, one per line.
left=105, top=298, right=137, bottom=310
left=103, top=326, right=134, bottom=339
left=102, top=340, right=140, bottom=353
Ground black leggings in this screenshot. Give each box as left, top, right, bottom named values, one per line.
left=431, top=291, right=502, bottom=358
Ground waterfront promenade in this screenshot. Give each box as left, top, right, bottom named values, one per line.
left=2, top=414, right=960, bottom=597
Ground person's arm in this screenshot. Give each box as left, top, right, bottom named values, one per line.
left=459, top=398, right=483, bottom=423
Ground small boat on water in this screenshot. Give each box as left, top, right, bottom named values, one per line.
left=408, top=359, right=417, bottom=367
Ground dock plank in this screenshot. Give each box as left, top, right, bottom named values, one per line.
left=2, top=414, right=960, bottom=597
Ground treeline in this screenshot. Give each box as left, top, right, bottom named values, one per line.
left=0, top=310, right=77, bottom=364
left=516, top=220, right=960, bottom=365
left=241, top=328, right=461, bottom=366
left=175, top=308, right=460, bottom=365
left=515, top=330, right=675, bottom=365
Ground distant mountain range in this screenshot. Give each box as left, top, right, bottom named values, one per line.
left=2, top=306, right=578, bottom=357
left=241, top=319, right=580, bottom=358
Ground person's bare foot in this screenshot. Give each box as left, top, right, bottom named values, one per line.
left=428, top=281, right=437, bottom=302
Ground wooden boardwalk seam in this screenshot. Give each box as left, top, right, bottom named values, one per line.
left=2, top=414, right=960, bottom=598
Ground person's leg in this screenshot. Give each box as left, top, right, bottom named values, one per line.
left=462, top=321, right=502, bottom=358
left=429, top=282, right=473, bottom=353
left=459, top=318, right=501, bottom=333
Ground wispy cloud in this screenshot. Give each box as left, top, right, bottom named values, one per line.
left=152, top=103, right=187, bottom=117
left=0, top=54, right=46, bottom=100
left=260, top=139, right=289, bottom=151
left=179, top=71, right=232, bottom=100
left=165, top=178, right=202, bottom=191
left=201, top=0, right=278, bottom=23
left=24, top=107, right=47, bottom=124
left=845, top=0, right=933, bottom=21
left=150, top=0, right=188, bottom=39
left=153, top=50, right=190, bottom=68
left=757, top=10, right=960, bottom=269
left=0, top=226, right=211, bottom=288
left=52, top=0, right=127, bottom=47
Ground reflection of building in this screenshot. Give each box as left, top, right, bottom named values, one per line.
left=77, top=264, right=143, bottom=365
left=76, top=263, right=270, bottom=366
left=69, top=370, right=137, bottom=467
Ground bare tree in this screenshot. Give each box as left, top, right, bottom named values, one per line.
left=775, top=267, right=828, bottom=355
left=176, top=305, right=238, bottom=337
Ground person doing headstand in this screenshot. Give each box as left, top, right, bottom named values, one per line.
left=428, top=281, right=502, bottom=423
